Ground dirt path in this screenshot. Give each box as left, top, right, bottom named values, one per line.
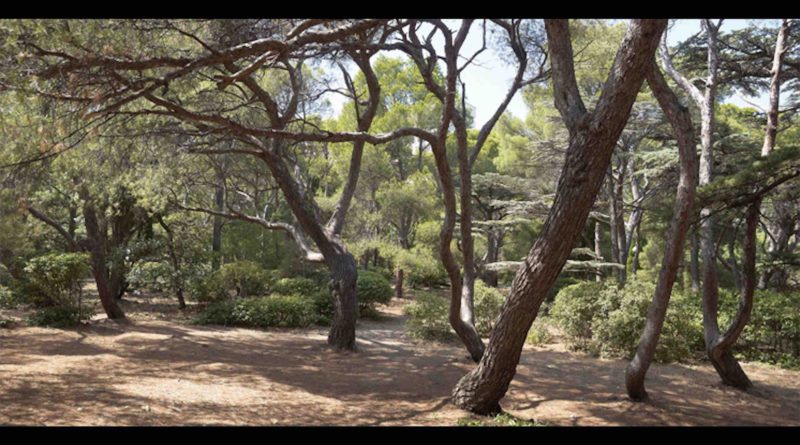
left=1, top=298, right=798, bottom=426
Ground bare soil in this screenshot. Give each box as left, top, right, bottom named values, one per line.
left=1, top=294, right=798, bottom=426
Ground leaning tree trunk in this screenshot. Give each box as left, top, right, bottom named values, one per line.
left=452, top=19, right=667, bottom=414
left=626, top=62, right=698, bottom=400
left=83, top=203, right=125, bottom=320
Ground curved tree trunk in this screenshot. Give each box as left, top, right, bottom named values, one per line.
left=452, top=19, right=666, bottom=414
left=626, top=62, right=698, bottom=400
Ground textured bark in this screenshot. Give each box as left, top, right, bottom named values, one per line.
left=395, top=269, right=403, bottom=299
left=626, top=62, right=698, bottom=400
left=689, top=231, right=701, bottom=293
left=157, top=215, right=186, bottom=309
left=594, top=220, right=604, bottom=282
left=211, top=171, right=225, bottom=271
left=82, top=202, right=125, bottom=320
left=452, top=19, right=666, bottom=414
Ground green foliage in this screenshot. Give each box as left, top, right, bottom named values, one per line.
left=404, top=291, right=453, bottom=341
left=0, top=284, right=22, bottom=309
left=404, top=281, right=507, bottom=341
left=526, top=318, right=553, bottom=346
left=394, top=247, right=446, bottom=288
left=473, top=280, right=506, bottom=335
left=271, top=277, right=317, bottom=297
left=27, top=305, right=86, bottom=328
left=127, top=260, right=172, bottom=293
left=201, top=261, right=276, bottom=301
left=551, top=280, right=703, bottom=363
left=357, top=270, right=392, bottom=312
left=195, top=295, right=317, bottom=328
left=22, top=252, right=89, bottom=308
left=550, top=281, right=606, bottom=347
left=736, top=290, right=800, bottom=368
left=0, top=316, right=13, bottom=329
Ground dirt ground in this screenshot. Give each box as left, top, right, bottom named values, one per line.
left=1, top=295, right=799, bottom=426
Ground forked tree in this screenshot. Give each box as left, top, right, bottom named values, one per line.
left=451, top=19, right=667, bottom=414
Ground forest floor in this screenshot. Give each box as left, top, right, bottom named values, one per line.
left=1, top=292, right=799, bottom=426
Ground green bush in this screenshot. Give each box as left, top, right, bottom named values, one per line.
left=404, top=291, right=454, bottom=341
left=201, top=261, right=276, bottom=301
left=195, top=294, right=317, bottom=328
left=22, top=253, right=89, bottom=308
left=0, top=316, right=13, bottom=329
left=28, top=305, right=87, bottom=328
left=357, top=270, right=392, bottom=313
left=127, top=260, right=172, bottom=293
left=309, top=289, right=334, bottom=325
left=271, top=277, right=317, bottom=297
left=474, top=280, right=506, bottom=336
left=736, top=290, right=800, bottom=368
left=552, top=279, right=703, bottom=363
left=395, top=248, right=446, bottom=288
left=0, top=284, right=22, bottom=309
left=550, top=281, right=606, bottom=348
left=404, top=281, right=507, bottom=341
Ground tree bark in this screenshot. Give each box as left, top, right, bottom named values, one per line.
left=211, top=169, right=225, bottom=271
left=157, top=215, right=186, bottom=309
left=452, top=19, right=666, bottom=414
left=626, top=61, right=698, bottom=400
left=395, top=268, right=403, bottom=299
left=82, top=202, right=126, bottom=319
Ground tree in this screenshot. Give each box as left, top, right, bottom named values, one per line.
left=625, top=61, right=698, bottom=400
left=451, top=19, right=667, bottom=414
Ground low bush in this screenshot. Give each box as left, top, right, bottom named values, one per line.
left=737, top=290, right=800, bottom=369
left=395, top=248, right=447, bottom=288
left=127, top=260, right=172, bottom=293
left=271, top=277, right=317, bottom=297
left=195, top=294, right=317, bottom=328
left=22, top=253, right=89, bottom=308
left=0, top=284, right=22, bottom=309
left=404, top=291, right=453, bottom=341
left=551, top=279, right=703, bottom=363
left=404, top=281, right=507, bottom=341
left=201, top=261, right=276, bottom=301
left=357, top=270, right=392, bottom=315
left=28, top=305, right=87, bottom=328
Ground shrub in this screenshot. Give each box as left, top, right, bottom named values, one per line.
left=201, top=261, right=276, bottom=301
left=127, top=260, right=172, bottom=293
left=309, top=289, right=334, bottom=325
left=736, top=290, right=800, bottom=368
left=551, top=279, right=702, bottom=363
left=195, top=294, right=317, bottom=328
left=22, top=253, right=89, bottom=308
left=404, top=291, right=453, bottom=341
left=0, top=284, right=22, bottom=309
left=271, top=277, right=317, bottom=297
left=405, top=281, right=506, bottom=341
left=28, top=305, right=86, bottom=328
left=357, top=270, right=392, bottom=313
left=0, top=316, right=13, bottom=329
left=474, top=280, right=506, bottom=336
left=550, top=281, right=606, bottom=348
left=526, top=318, right=553, bottom=346
left=395, top=248, right=446, bottom=288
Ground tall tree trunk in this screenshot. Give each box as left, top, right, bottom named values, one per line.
left=83, top=202, right=125, bottom=319
left=690, top=231, right=701, bottom=293
left=326, top=249, right=358, bottom=351
left=395, top=268, right=404, bottom=299
left=626, top=62, right=698, bottom=400
left=452, top=19, right=666, bottom=414
left=211, top=171, right=225, bottom=271
left=594, top=219, right=604, bottom=282
left=157, top=215, right=186, bottom=309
